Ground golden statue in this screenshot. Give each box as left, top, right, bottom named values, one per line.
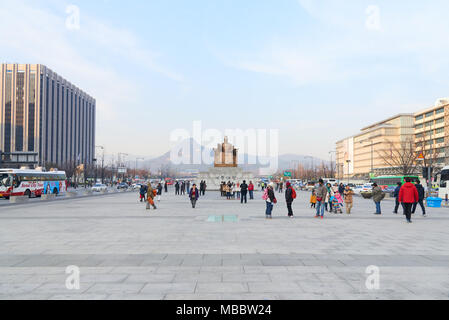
left=214, top=137, right=238, bottom=168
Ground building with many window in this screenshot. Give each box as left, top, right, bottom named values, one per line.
left=336, top=114, right=415, bottom=179
left=336, top=98, right=449, bottom=180
left=0, top=64, right=95, bottom=168
left=414, top=99, right=449, bottom=168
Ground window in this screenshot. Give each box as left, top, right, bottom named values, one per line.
left=425, top=111, right=434, bottom=118
left=415, top=124, right=423, bottom=130
left=425, top=121, right=433, bottom=127
left=436, top=138, right=444, bottom=144
left=416, top=133, right=423, bottom=139
left=436, top=107, right=444, bottom=115
left=28, top=73, right=36, bottom=151
left=436, top=117, right=444, bottom=125
left=16, top=72, right=25, bottom=151
left=4, top=72, right=12, bottom=154
left=436, top=127, right=444, bottom=135
left=415, top=115, right=424, bottom=121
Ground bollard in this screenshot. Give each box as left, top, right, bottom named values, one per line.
left=9, top=196, right=29, bottom=204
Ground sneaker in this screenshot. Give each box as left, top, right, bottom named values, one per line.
left=321, top=216, right=324, bottom=220
left=407, top=220, right=413, bottom=223
left=315, top=215, right=320, bottom=218
left=423, top=214, right=427, bottom=217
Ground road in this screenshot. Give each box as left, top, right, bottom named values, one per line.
left=0, top=189, right=448, bottom=300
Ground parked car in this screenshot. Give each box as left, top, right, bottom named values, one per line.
left=92, top=184, right=108, bottom=192
left=117, top=183, right=129, bottom=190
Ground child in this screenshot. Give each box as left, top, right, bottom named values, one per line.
left=310, top=190, right=317, bottom=208
left=334, top=192, right=344, bottom=214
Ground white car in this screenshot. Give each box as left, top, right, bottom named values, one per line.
left=92, top=184, right=108, bottom=192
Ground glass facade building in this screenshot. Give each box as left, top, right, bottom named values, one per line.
left=0, top=64, right=96, bottom=167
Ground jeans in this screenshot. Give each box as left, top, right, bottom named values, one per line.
left=191, top=199, right=197, bottom=208
left=346, top=202, right=353, bottom=214
left=412, top=200, right=426, bottom=215
left=287, top=202, right=293, bottom=216
left=249, top=190, right=254, bottom=200
left=375, top=202, right=381, bottom=214
left=241, top=191, right=247, bottom=203
left=394, top=199, right=401, bottom=213
left=266, top=201, right=273, bottom=216
left=316, top=201, right=325, bottom=216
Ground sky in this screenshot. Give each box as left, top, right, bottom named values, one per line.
left=1, top=0, right=449, bottom=161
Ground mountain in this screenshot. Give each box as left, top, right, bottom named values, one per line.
left=139, top=139, right=328, bottom=175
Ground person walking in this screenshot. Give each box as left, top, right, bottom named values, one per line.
left=189, top=184, right=200, bottom=208
left=263, top=183, right=276, bottom=219
left=226, top=183, right=231, bottom=200
left=139, top=184, right=147, bottom=202
left=175, top=181, right=180, bottom=195
left=186, top=181, right=191, bottom=194
left=240, top=180, right=248, bottom=204
left=339, top=183, right=345, bottom=198
left=393, top=182, right=402, bottom=214
left=315, top=179, right=327, bottom=219
left=310, top=190, right=317, bottom=208
left=372, top=183, right=384, bottom=215
left=399, top=177, right=419, bottom=223
left=285, top=182, right=296, bottom=218
left=325, top=183, right=334, bottom=212
left=279, top=182, right=284, bottom=194
left=156, top=183, right=163, bottom=202
left=181, top=181, right=186, bottom=195
left=344, top=185, right=354, bottom=214
left=412, top=180, right=427, bottom=217
left=236, top=182, right=241, bottom=199
left=248, top=181, right=255, bottom=200
left=164, top=181, right=168, bottom=193
left=146, top=183, right=157, bottom=210
left=202, top=181, right=207, bottom=196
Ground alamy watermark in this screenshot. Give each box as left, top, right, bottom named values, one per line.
left=65, top=5, right=81, bottom=31
left=365, top=265, right=380, bottom=290
left=169, top=121, right=279, bottom=175
left=65, top=265, right=81, bottom=290
left=365, top=5, right=381, bottom=31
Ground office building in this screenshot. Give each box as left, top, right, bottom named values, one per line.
left=0, top=64, right=96, bottom=168
left=336, top=114, right=415, bottom=179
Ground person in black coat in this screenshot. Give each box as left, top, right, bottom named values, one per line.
left=240, top=180, right=248, bottom=204
left=393, top=182, right=402, bottom=214
left=285, top=182, right=295, bottom=218
left=412, top=180, right=426, bottom=216
left=164, top=181, right=168, bottom=193
left=175, top=181, right=180, bottom=195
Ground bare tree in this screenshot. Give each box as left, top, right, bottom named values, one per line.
left=377, top=138, right=417, bottom=176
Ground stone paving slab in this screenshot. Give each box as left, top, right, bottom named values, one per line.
left=1, top=190, right=449, bottom=299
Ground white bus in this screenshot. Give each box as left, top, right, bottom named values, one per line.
left=437, top=166, right=449, bottom=199
left=0, top=169, right=67, bottom=199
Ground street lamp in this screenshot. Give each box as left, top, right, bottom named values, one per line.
left=135, top=157, right=145, bottom=179
left=346, top=160, right=351, bottom=185
left=329, top=151, right=337, bottom=181
left=96, top=146, right=105, bottom=183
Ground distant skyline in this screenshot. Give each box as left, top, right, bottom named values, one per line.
left=1, top=0, right=449, bottom=160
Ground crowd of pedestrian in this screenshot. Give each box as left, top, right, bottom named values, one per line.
left=137, top=177, right=431, bottom=224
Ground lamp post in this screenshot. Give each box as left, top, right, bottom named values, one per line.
left=96, top=146, right=105, bottom=183
left=329, top=151, right=337, bottom=180
left=346, top=160, right=351, bottom=185
left=135, top=157, right=145, bottom=180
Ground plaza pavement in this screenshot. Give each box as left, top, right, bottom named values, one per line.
left=0, top=188, right=448, bottom=300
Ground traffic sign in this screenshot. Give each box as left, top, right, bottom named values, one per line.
left=284, top=171, right=292, bottom=177
left=417, top=153, right=425, bottom=161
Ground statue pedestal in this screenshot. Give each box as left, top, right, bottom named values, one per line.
left=198, top=167, right=255, bottom=191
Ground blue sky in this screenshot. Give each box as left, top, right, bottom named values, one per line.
left=1, top=0, right=449, bottom=160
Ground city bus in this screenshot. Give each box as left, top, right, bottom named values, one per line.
left=371, top=175, right=420, bottom=189
left=437, top=166, right=449, bottom=199
left=0, top=169, right=67, bottom=199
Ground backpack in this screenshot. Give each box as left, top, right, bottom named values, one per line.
left=262, top=188, right=269, bottom=200
left=291, top=188, right=297, bottom=199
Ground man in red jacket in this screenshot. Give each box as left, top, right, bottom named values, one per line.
left=399, top=177, right=419, bottom=223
